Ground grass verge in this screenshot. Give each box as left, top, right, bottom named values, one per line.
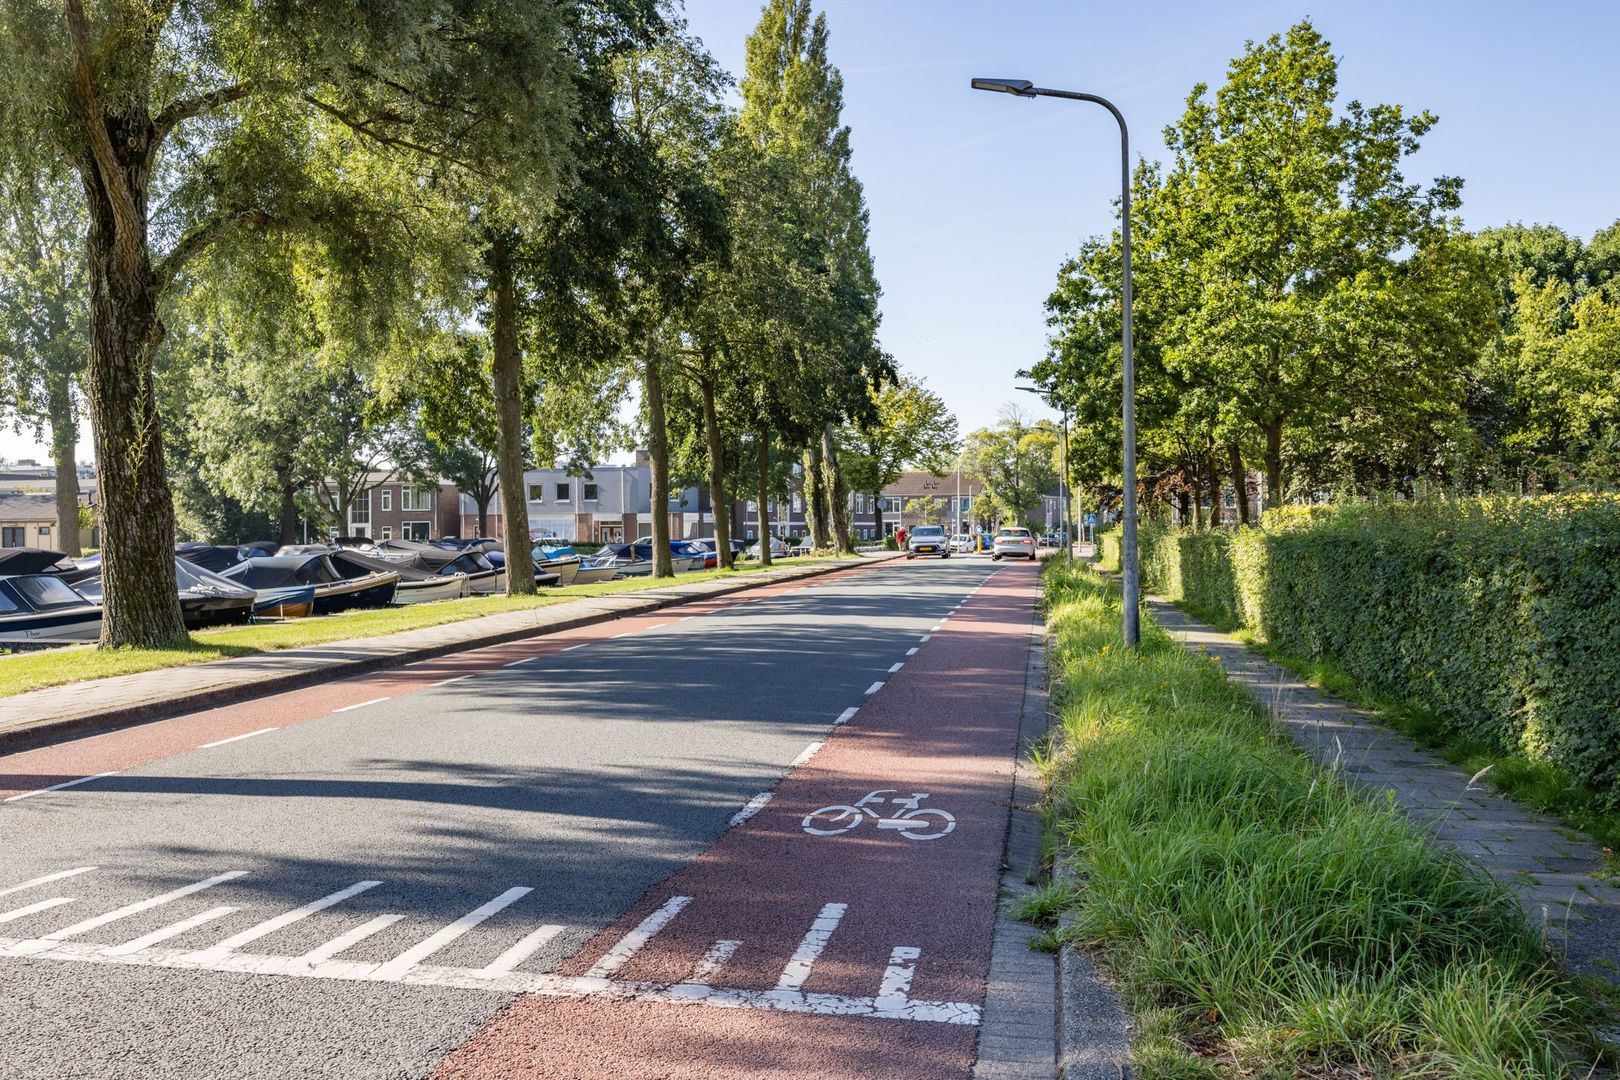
left=0, top=557, right=854, bottom=699
left=1032, top=558, right=1612, bottom=1078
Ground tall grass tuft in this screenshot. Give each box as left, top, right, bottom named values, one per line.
left=1039, top=560, right=1611, bottom=1078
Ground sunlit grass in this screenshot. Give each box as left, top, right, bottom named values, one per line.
left=1032, top=560, right=1613, bottom=1078
left=0, top=556, right=854, bottom=698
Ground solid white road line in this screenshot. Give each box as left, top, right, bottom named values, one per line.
left=43, top=871, right=247, bottom=942
left=686, top=939, right=741, bottom=984
left=198, top=727, right=278, bottom=749
left=104, top=906, right=238, bottom=956
left=790, top=742, right=823, bottom=768
left=503, top=656, right=538, bottom=668
left=430, top=675, right=472, bottom=687
left=4, top=772, right=120, bottom=803
left=584, top=896, right=692, bottom=979
left=888, top=662, right=903, bottom=673
left=834, top=707, right=859, bottom=726
left=906, top=647, right=919, bottom=656
left=333, top=697, right=390, bottom=713
left=372, top=887, right=533, bottom=980
left=729, top=792, right=773, bottom=827
left=294, top=913, right=406, bottom=966
left=865, top=681, right=884, bottom=696
left=0, top=867, right=96, bottom=897
left=774, top=902, right=847, bottom=991
left=0, top=897, right=76, bottom=925
left=198, top=880, right=383, bottom=956
left=478, top=924, right=566, bottom=978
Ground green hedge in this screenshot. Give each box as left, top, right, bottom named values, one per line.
left=1098, top=498, right=1620, bottom=802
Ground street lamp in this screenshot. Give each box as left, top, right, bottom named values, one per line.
left=972, top=76, right=1140, bottom=648
left=1016, top=385, right=1070, bottom=558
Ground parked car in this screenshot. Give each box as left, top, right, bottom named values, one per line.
left=950, top=534, right=974, bottom=553
left=789, top=537, right=815, bottom=555
left=745, top=536, right=792, bottom=560
left=905, top=524, right=950, bottom=559
left=693, top=537, right=747, bottom=569
left=991, top=527, right=1037, bottom=561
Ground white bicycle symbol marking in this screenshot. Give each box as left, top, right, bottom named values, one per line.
left=802, top=790, right=956, bottom=841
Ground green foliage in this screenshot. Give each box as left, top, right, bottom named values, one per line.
left=839, top=373, right=959, bottom=497
left=1039, top=561, right=1604, bottom=1077
left=1109, top=498, right=1620, bottom=802
left=963, top=406, right=1058, bottom=525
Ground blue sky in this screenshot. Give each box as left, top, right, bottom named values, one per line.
left=6, top=0, right=1616, bottom=463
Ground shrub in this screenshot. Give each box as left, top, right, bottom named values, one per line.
left=1103, top=498, right=1620, bottom=802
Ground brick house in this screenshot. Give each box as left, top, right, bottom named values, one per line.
left=326, top=474, right=462, bottom=541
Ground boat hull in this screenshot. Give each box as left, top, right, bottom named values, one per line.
left=392, top=575, right=468, bottom=604
left=0, top=608, right=103, bottom=646
left=570, top=564, right=620, bottom=586
left=313, top=573, right=399, bottom=615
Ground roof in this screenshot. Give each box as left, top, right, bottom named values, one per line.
left=0, top=492, right=59, bottom=522
left=883, top=470, right=985, bottom=498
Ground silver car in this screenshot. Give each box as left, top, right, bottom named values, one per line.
left=991, top=527, right=1036, bottom=561
left=905, top=525, right=951, bottom=559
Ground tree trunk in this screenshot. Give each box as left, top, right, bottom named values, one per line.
left=803, top=440, right=828, bottom=549
left=475, top=493, right=491, bottom=540
left=1176, top=489, right=1190, bottom=526
left=871, top=489, right=884, bottom=540
left=1228, top=444, right=1251, bottom=527
left=1263, top=418, right=1284, bottom=512
left=643, top=341, right=674, bottom=578
left=277, top=483, right=299, bottom=547
left=698, top=370, right=732, bottom=569
left=47, top=377, right=81, bottom=557
left=755, top=433, right=772, bottom=567
left=1205, top=455, right=1222, bottom=530
left=81, top=161, right=186, bottom=647
left=822, top=423, right=853, bottom=554
left=488, top=230, right=536, bottom=594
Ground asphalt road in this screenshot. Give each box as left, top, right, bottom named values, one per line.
left=0, top=556, right=1036, bottom=1080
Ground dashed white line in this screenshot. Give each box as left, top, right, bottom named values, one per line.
left=906, top=648, right=919, bottom=656
left=104, top=905, right=238, bottom=956
left=790, top=742, right=824, bottom=767
left=775, top=902, right=847, bottom=991
left=865, top=682, right=884, bottom=696
left=478, top=923, right=566, bottom=978
left=372, top=887, right=533, bottom=981
left=198, top=727, right=278, bottom=749
left=560, top=643, right=586, bottom=652
left=888, top=662, right=904, bottom=673
left=294, top=913, right=405, bottom=967
left=431, top=675, right=472, bottom=687
left=197, top=880, right=382, bottom=957
left=0, top=897, right=76, bottom=925
left=930, top=623, right=943, bottom=632
left=584, top=896, right=691, bottom=979
left=920, top=635, right=931, bottom=643
left=0, top=867, right=96, bottom=897
left=729, top=792, right=773, bottom=826
left=834, top=707, right=859, bottom=726
left=43, top=871, right=247, bottom=942
left=503, top=656, right=538, bottom=668
left=4, top=772, right=120, bottom=803
left=686, top=938, right=742, bottom=984
left=332, top=697, right=390, bottom=713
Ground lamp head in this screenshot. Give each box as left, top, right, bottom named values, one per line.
left=970, top=78, right=1036, bottom=98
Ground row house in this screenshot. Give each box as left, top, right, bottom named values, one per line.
left=468, top=454, right=707, bottom=544
left=332, top=474, right=462, bottom=541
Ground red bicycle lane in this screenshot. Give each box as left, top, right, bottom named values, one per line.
left=432, top=561, right=1041, bottom=1080
left=0, top=562, right=891, bottom=803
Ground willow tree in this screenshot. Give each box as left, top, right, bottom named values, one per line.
left=0, top=0, right=578, bottom=645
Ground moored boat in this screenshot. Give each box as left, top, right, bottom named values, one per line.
left=68, top=555, right=257, bottom=628
left=0, top=571, right=102, bottom=646
left=328, top=549, right=469, bottom=604
left=220, top=554, right=399, bottom=614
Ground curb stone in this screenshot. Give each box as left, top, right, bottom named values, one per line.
left=0, top=555, right=894, bottom=754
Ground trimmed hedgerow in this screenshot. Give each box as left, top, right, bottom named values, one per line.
left=1097, top=497, right=1620, bottom=803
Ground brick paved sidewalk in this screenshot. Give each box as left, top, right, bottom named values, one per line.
left=0, top=557, right=892, bottom=752
left=1148, top=595, right=1620, bottom=988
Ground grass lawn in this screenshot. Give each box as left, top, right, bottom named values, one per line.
left=0, top=556, right=855, bottom=699
left=1023, top=559, right=1612, bottom=1078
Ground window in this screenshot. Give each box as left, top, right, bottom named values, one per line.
left=380, top=526, right=393, bottom=540
left=348, top=491, right=370, bottom=530
left=556, top=482, right=570, bottom=501
left=528, top=484, right=544, bottom=502
left=38, top=525, right=51, bottom=539
left=380, top=488, right=392, bottom=512
left=2, top=527, right=22, bottom=547
left=791, top=495, right=801, bottom=512
left=403, top=485, right=434, bottom=512
left=583, top=483, right=598, bottom=501
left=403, top=521, right=431, bottom=541
left=0, top=588, right=16, bottom=614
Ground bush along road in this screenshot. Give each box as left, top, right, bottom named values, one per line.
left=1023, top=559, right=1615, bottom=1078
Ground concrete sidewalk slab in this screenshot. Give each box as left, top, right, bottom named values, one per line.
left=0, top=557, right=894, bottom=754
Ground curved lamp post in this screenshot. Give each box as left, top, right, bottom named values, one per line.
left=971, top=77, right=1139, bottom=648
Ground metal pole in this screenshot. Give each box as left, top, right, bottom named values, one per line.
left=1117, top=113, right=1140, bottom=647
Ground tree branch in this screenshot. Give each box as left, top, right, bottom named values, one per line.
left=303, top=94, right=485, bottom=177
left=62, top=0, right=141, bottom=265
left=155, top=209, right=276, bottom=295
left=151, top=82, right=254, bottom=149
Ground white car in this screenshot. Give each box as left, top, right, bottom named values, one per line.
left=905, top=525, right=950, bottom=559
left=950, top=534, right=974, bottom=553
left=991, top=527, right=1036, bottom=561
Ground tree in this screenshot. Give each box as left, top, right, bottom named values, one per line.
left=963, top=407, right=1058, bottom=529
left=841, top=374, right=958, bottom=539
left=0, top=167, right=86, bottom=555
left=904, top=495, right=944, bottom=529
left=0, top=0, right=580, bottom=645
left=1155, top=21, right=1474, bottom=508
